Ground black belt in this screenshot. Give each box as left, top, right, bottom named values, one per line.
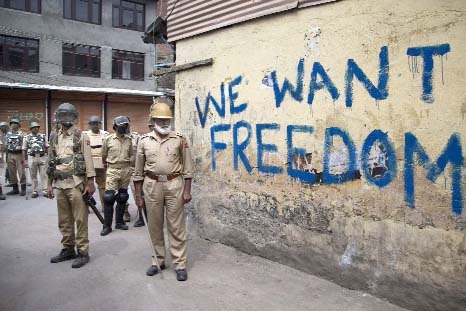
left=29, top=153, right=45, bottom=157
left=8, top=150, right=22, bottom=154
left=90, top=145, right=102, bottom=149
left=55, top=171, right=73, bottom=180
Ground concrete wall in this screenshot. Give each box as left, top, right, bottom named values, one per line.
left=0, top=0, right=156, bottom=91
left=174, top=0, right=466, bottom=310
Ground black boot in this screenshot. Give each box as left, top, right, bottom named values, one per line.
left=115, top=203, right=128, bottom=230
left=20, top=184, right=26, bottom=196
left=176, top=269, right=188, bottom=281
left=0, top=187, right=5, bottom=200
left=101, top=199, right=114, bottom=236
left=6, top=184, right=19, bottom=195
left=50, top=248, right=77, bottom=263
left=71, top=251, right=90, bottom=268
left=134, top=207, right=146, bottom=227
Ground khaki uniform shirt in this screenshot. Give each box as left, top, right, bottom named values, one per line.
left=102, top=133, right=132, bottom=166
left=49, top=126, right=96, bottom=189
left=133, top=131, right=194, bottom=182
left=84, top=130, right=107, bottom=169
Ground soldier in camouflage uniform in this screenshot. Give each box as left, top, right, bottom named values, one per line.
left=84, top=116, right=107, bottom=210
left=6, top=116, right=26, bottom=196
left=23, top=118, right=48, bottom=198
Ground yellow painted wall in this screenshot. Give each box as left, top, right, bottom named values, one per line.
left=175, top=0, right=466, bottom=309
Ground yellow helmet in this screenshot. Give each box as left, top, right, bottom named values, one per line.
left=149, top=103, right=173, bottom=119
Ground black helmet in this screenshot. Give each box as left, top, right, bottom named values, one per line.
left=55, top=103, right=78, bottom=127
left=88, top=115, right=101, bottom=124
left=113, top=116, right=130, bottom=134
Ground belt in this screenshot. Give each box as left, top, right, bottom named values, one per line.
left=107, top=162, right=130, bottom=169
left=56, top=156, right=73, bottom=165
left=55, top=171, right=73, bottom=180
left=90, top=145, right=102, bottom=149
left=30, top=153, right=45, bottom=157
left=145, top=171, right=181, bottom=182
left=8, top=150, right=22, bottom=154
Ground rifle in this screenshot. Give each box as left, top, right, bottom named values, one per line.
left=83, top=193, right=104, bottom=224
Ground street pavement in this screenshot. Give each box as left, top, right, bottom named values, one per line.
left=0, top=186, right=408, bottom=311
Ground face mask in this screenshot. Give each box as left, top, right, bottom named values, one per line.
left=117, top=126, right=127, bottom=134
left=154, top=123, right=170, bottom=136
left=61, top=122, right=73, bottom=129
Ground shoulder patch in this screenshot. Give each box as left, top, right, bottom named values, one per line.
left=175, top=132, right=184, bottom=137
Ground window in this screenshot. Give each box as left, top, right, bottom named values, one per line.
left=112, top=50, right=144, bottom=81
left=0, top=0, right=41, bottom=13
left=0, top=35, right=39, bottom=72
left=63, top=43, right=100, bottom=77
left=112, top=0, right=144, bottom=32
left=63, top=0, right=101, bottom=24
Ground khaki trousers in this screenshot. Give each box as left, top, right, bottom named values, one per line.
left=7, top=152, right=25, bottom=185
left=143, top=176, right=187, bottom=270
left=94, top=168, right=106, bottom=208
left=29, top=155, right=47, bottom=192
left=55, top=186, right=89, bottom=255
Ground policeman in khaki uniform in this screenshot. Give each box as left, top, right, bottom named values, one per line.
left=22, top=118, right=48, bottom=198
left=134, top=100, right=194, bottom=281
left=47, top=103, right=95, bottom=268
left=100, top=116, right=132, bottom=236
left=6, top=116, right=26, bottom=196
left=84, top=116, right=108, bottom=210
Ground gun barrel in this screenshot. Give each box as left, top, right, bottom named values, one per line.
left=83, top=195, right=104, bottom=224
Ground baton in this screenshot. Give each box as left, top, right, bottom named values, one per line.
left=139, top=203, right=161, bottom=271
left=83, top=193, right=105, bottom=224
left=25, top=167, right=29, bottom=200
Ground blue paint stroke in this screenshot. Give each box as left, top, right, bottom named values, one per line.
left=323, top=127, right=357, bottom=183
left=286, top=125, right=317, bottom=183
left=406, top=43, right=450, bottom=103
left=361, top=130, right=397, bottom=187
left=271, top=58, right=304, bottom=108
left=256, top=123, right=282, bottom=174
left=229, top=76, right=248, bottom=114
left=404, top=132, right=463, bottom=215
left=233, top=121, right=252, bottom=173
left=308, top=62, right=340, bottom=105
left=210, top=124, right=231, bottom=171
left=195, top=90, right=226, bottom=128
left=345, top=46, right=389, bottom=107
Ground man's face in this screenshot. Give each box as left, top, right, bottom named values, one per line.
left=153, top=118, right=171, bottom=128
left=0, top=127, right=7, bottom=133
left=10, top=123, right=19, bottom=131
left=89, top=121, right=100, bottom=132
left=31, top=127, right=39, bottom=135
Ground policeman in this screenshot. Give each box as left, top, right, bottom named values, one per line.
left=6, top=116, right=26, bottom=196
left=134, top=100, right=194, bottom=281
left=84, top=116, right=107, bottom=210
left=47, top=103, right=95, bottom=268
left=100, top=116, right=132, bottom=236
left=23, top=118, right=48, bottom=198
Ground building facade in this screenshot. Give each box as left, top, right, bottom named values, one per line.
left=169, top=0, right=466, bottom=310
left=0, top=0, right=161, bottom=134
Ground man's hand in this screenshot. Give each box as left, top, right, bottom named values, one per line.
left=84, top=180, right=95, bottom=196
left=47, top=184, right=54, bottom=199
left=183, top=191, right=192, bottom=204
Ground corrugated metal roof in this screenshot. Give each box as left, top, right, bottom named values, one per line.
left=167, top=0, right=339, bottom=42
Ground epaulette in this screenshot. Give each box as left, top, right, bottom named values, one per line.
left=175, top=131, right=184, bottom=138
left=140, top=133, right=151, bottom=140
